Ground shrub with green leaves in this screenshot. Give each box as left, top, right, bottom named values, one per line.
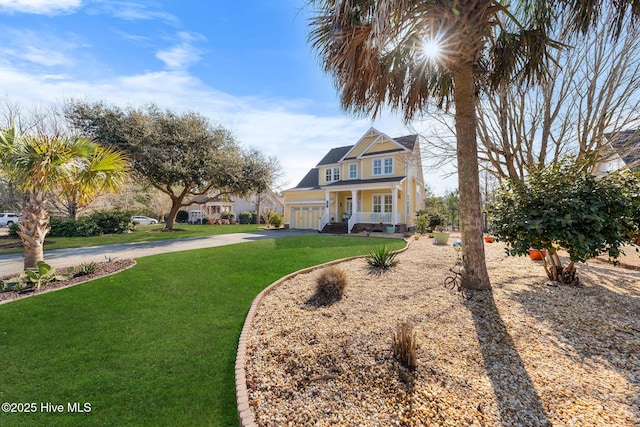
left=8, top=222, right=19, bottom=238
left=415, top=214, right=428, bottom=234
left=269, top=213, right=283, bottom=228
left=488, top=157, right=640, bottom=284
left=49, top=217, right=102, bottom=237
left=176, top=210, right=189, bottom=223
left=221, top=211, right=236, bottom=222
left=89, top=209, right=134, bottom=234
left=239, top=211, right=255, bottom=224
left=365, top=245, right=399, bottom=271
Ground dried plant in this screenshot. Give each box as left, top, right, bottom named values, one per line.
left=309, top=266, right=348, bottom=306
left=392, top=320, right=417, bottom=370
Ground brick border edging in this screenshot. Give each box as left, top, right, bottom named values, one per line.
left=235, top=237, right=413, bottom=427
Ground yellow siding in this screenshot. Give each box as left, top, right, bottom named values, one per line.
left=283, top=189, right=324, bottom=201
left=361, top=153, right=406, bottom=180
left=367, top=140, right=398, bottom=154
left=347, top=135, right=377, bottom=158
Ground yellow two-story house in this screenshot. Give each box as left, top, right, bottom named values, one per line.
left=283, top=128, right=425, bottom=233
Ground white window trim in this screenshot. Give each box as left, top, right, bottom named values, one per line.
left=373, top=157, right=393, bottom=176
left=373, top=193, right=393, bottom=213
left=325, top=168, right=333, bottom=182
left=325, top=166, right=341, bottom=182
left=348, top=163, right=357, bottom=179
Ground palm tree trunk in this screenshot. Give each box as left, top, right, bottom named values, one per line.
left=452, top=62, right=491, bottom=290
left=18, top=190, right=50, bottom=270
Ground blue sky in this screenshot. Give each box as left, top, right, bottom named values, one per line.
left=0, top=0, right=457, bottom=194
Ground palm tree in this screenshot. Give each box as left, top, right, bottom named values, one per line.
left=0, top=129, right=128, bottom=269
left=307, top=0, right=639, bottom=290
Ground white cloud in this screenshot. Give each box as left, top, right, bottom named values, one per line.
left=0, top=27, right=83, bottom=69
left=0, top=0, right=82, bottom=15
left=90, top=1, right=179, bottom=26
left=155, top=33, right=204, bottom=70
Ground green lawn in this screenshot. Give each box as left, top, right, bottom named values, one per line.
left=0, top=224, right=263, bottom=254
left=0, top=235, right=405, bottom=427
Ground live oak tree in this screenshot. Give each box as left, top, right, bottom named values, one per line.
left=488, top=158, right=640, bottom=285
left=0, top=128, right=128, bottom=269
left=307, top=0, right=640, bottom=290
left=65, top=101, right=279, bottom=230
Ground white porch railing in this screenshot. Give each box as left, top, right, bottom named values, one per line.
left=348, top=214, right=357, bottom=234
left=353, top=212, right=398, bottom=224
left=318, top=212, right=331, bottom=232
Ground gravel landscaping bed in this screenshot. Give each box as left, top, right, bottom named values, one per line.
left=244, top=235, right=640, bottom=426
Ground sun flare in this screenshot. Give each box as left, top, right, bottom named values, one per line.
left=422, top=38, right=441, bottom=60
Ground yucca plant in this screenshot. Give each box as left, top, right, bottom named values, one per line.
left=365, top=245, right=399, bottom=271
left=75, top=261, right=98, bottom=277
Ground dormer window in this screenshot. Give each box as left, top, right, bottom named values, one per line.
left=325, top=167, right=340, bottom=182
left=373, top=158, right=393, bottom=176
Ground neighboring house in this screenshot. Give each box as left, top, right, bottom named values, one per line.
left=234, top=189, right=284, bottom=219
left=185, top=194, right=234, bottom=223
left=282, top=128, right=425, bottom=233
left=596, top=130, right=640, bottom=174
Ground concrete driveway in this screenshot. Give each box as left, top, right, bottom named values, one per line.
left=0, top=229, right=317, bottom=277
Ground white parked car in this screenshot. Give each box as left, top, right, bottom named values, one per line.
left=0, top=212, right=19, bottom=227
left=131, top=215, right=159, bottom=225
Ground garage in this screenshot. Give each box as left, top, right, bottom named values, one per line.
left=290, top=206, right=323, bottom=230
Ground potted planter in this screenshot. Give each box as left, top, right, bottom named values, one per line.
left=484, top=236, right=494, bottom=243
left=529, top=249, right=547, bottom=260
left=433, top=231, right=450, bottom=245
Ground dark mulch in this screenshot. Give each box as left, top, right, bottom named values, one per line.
left=0, top=259, right=135, bottom=304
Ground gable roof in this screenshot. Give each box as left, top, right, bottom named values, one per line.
left=317, top=145, right=353, bottom=166
left=394, top=134, right=418, bottom=151
left=294, top=168, right=320, bottom=189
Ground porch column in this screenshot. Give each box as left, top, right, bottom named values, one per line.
left=325, top=190, right=330, bottom=218
left=351, top=190, right=357, bottom=217
left=392, top=187, right=398, bottom=226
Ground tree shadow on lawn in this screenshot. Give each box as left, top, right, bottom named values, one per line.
left=464, top=291, right=551, bottom=426
left=507, top=260, right=640, bottom=423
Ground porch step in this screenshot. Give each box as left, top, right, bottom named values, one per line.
left=321, top=222, right=349, bottom=234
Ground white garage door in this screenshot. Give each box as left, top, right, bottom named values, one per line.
left=291, top=207, right=323, bottom=230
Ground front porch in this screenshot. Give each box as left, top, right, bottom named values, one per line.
left=318, top=180, right=408, bottom=234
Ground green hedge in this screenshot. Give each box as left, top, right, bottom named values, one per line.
left=47, top=210, right=134, bottom=238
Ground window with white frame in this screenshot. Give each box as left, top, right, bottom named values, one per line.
left=349, top=163, right=357, bottom=179
left=325, top=167, right=341, bottom=182
left=384, top=158, right=393, bottom=174
left=373, top=158, right=393, bottom=176
left=373, top=194, right=393, bottom=213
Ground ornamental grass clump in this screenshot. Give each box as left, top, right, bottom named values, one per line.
left=392, top=320, right=417, bottom=370
left=308, top=265, right=348, bottom=307
left=365, top=245, right=399, bottom=271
